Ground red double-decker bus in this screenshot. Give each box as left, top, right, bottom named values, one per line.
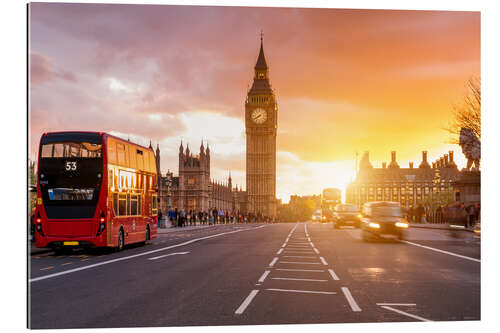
left=34, top=131, right=158, bottom=251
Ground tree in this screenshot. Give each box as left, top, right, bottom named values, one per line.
left=446, top=77, right=481, bottom=143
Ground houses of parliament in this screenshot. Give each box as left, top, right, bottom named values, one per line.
left=154, top=36, right=278, bottom=218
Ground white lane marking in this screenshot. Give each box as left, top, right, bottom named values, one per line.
left=328, top=269, right=340, bottom=280
left=281, top=242, right=287, bottom=247
left=401, top=240, right=480, bottom=263
left=307, top=237, right=311, bottom=242
left=258, top=270, right=271, bottom=283
left=235, top=290, right=259, bottom=314
left=148, top=251, right=189, bottom=260
left=283, top=256, right=316, bottom=258
left=267, top=288, right=336, bottom=295
left=380, top=306, right=432, bottom=322
left=276, top=268, right=324, bottom=272
left=284, top=249, right=314, bottom=252
left=341, top=287, right=362, bottom=312
left=319, top=257, right=328, bottom=265
left=269, top=257, right=279, bottom=267
left=313, top=248, right=320, bottom=254
left=280, top=261, right=320, bottom=265
left=30, top=225, right=267, bottom=283
left=288, top=242, right=310, bottom=245
left=272, top=277, right=328, bottom=282
left=377, top=303, right=416, bottom=306
left=276, top=248, right=284, bottom=255
left=309, top=242, right=315, bottom=247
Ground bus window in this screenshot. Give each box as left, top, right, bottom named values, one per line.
left=149, top=152, right=156, bottom=173
left=118, top=194, right=127, bottom=216
left=152, top=194, right=158, bottom=215
left=143, top=151, right=150, bottom=172
left=128, top=147, right=137, bottom=169
left=113, top=193, right=118, bottom=216
left=130, top=194, right=138, bottom=215
left=117, top=143, right=126, bottom=166
left=108, top=140, right=117, bottom=164
left=137, top=150, right=144, bottom=170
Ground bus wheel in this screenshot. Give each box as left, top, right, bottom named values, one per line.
left=146, top=225, right=150, bottom=243
left=117, top=228, right=124, bottom=252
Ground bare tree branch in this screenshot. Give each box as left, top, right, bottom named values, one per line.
left=445, top=76, right=481, bottom=143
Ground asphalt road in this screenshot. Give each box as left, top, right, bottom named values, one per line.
left=28, top=222, right=480, bottom=329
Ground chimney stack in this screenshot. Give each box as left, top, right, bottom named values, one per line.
left=444, top=154, right=449, bottom=166
left=419, top=150, right=430, bottom=168
left=382, top=162, right=386, bottom=168
left=388, top=151, right=399, bottom=168
left=448, top=151, right=456, bottom=167
left=432, top=162, right=436, bottom=168
left=409, top=162, right=414, bottom=169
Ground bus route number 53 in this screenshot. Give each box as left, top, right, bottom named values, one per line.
left=65, top=161, right=77, bottom=171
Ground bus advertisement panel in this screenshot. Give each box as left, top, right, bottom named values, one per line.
left=321, top=188, right=341, bottom=222
left=34, top=131, right=158, bottom=251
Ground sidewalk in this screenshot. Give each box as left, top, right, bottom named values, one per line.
left=410, top=223, right=474, bottom=232
left=157, top=223, right=218, bottom=234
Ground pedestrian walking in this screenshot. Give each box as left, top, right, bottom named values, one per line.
left=158, top=209, right=163, bottom=228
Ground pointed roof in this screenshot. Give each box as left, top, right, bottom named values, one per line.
left=254, top=34, right=268, bottom=70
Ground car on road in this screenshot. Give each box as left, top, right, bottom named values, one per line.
left=360, top=201, right=408, bottom=241
left=312, top=209, right=322, bottom=222
left=333, top=204, right=361, bottom=229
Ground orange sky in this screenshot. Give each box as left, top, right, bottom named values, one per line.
left=29, top=4, right=480, bottom=203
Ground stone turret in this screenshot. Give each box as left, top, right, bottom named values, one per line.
left=388, top=151, right=400, bottom=168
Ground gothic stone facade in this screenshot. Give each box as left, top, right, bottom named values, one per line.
left=245, top=36, right=277, bottom=218
left=346, top=150, right=461, bottom=208
left=154, top=142, right=247, bottom=213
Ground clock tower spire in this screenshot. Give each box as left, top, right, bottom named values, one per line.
left=245, top=33, right=278, bottom=219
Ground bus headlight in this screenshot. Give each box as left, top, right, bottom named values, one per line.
left=369, top=222, right=380, bottom=229
left=395, top=222, right=408, bottom=228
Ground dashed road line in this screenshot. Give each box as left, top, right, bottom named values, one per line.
left=276, top=248, right=284, bottom=255
left=61, top=262, right=72, bottom=266
left=272, top=277, right=328, bottom=282
left=269, top=257, right=279, bottom=267
left=148, top=251, right=190, bottom=260
left=313, top=248, right=320, bottom=254
left=280, top=261, right=321, bottom=265
left=319, top=257, right=328, bottom=265
left=380, top=305, right=432, bottom=322
left=267, top=288, right=336, bottom=295
left=328, top=269, right=340, bottom=280
left=235, top=290, right=259, bottom=315
left=276, top=268, right=324, bottom=272
left=283, top=255, right=316, bottom=258
left=258, top=270, right=271, bottom=283
left=377, top=303, right=416, bottom=306
left=341, top=287, right=361, bottom=312
left=40, top=266, right=54, bottom=271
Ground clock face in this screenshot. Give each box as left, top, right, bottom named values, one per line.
left=251, top=108, right=267, bottom=124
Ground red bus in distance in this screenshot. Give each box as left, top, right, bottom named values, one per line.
left=321, top=188, right=341, bottom=222
left=34, top=131, right=158, bottom=251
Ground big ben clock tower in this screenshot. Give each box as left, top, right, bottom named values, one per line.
left=245, top=34, right=277, bottom=219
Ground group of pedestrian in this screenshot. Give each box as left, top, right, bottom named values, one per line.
left=405, top=204, right=430, bottom=223
left=408, top=202, right=480, bottom=228
left=164, top=208, right=272, bottom=227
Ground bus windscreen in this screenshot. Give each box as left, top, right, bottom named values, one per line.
left=38, top=133, right=103, bottom=219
